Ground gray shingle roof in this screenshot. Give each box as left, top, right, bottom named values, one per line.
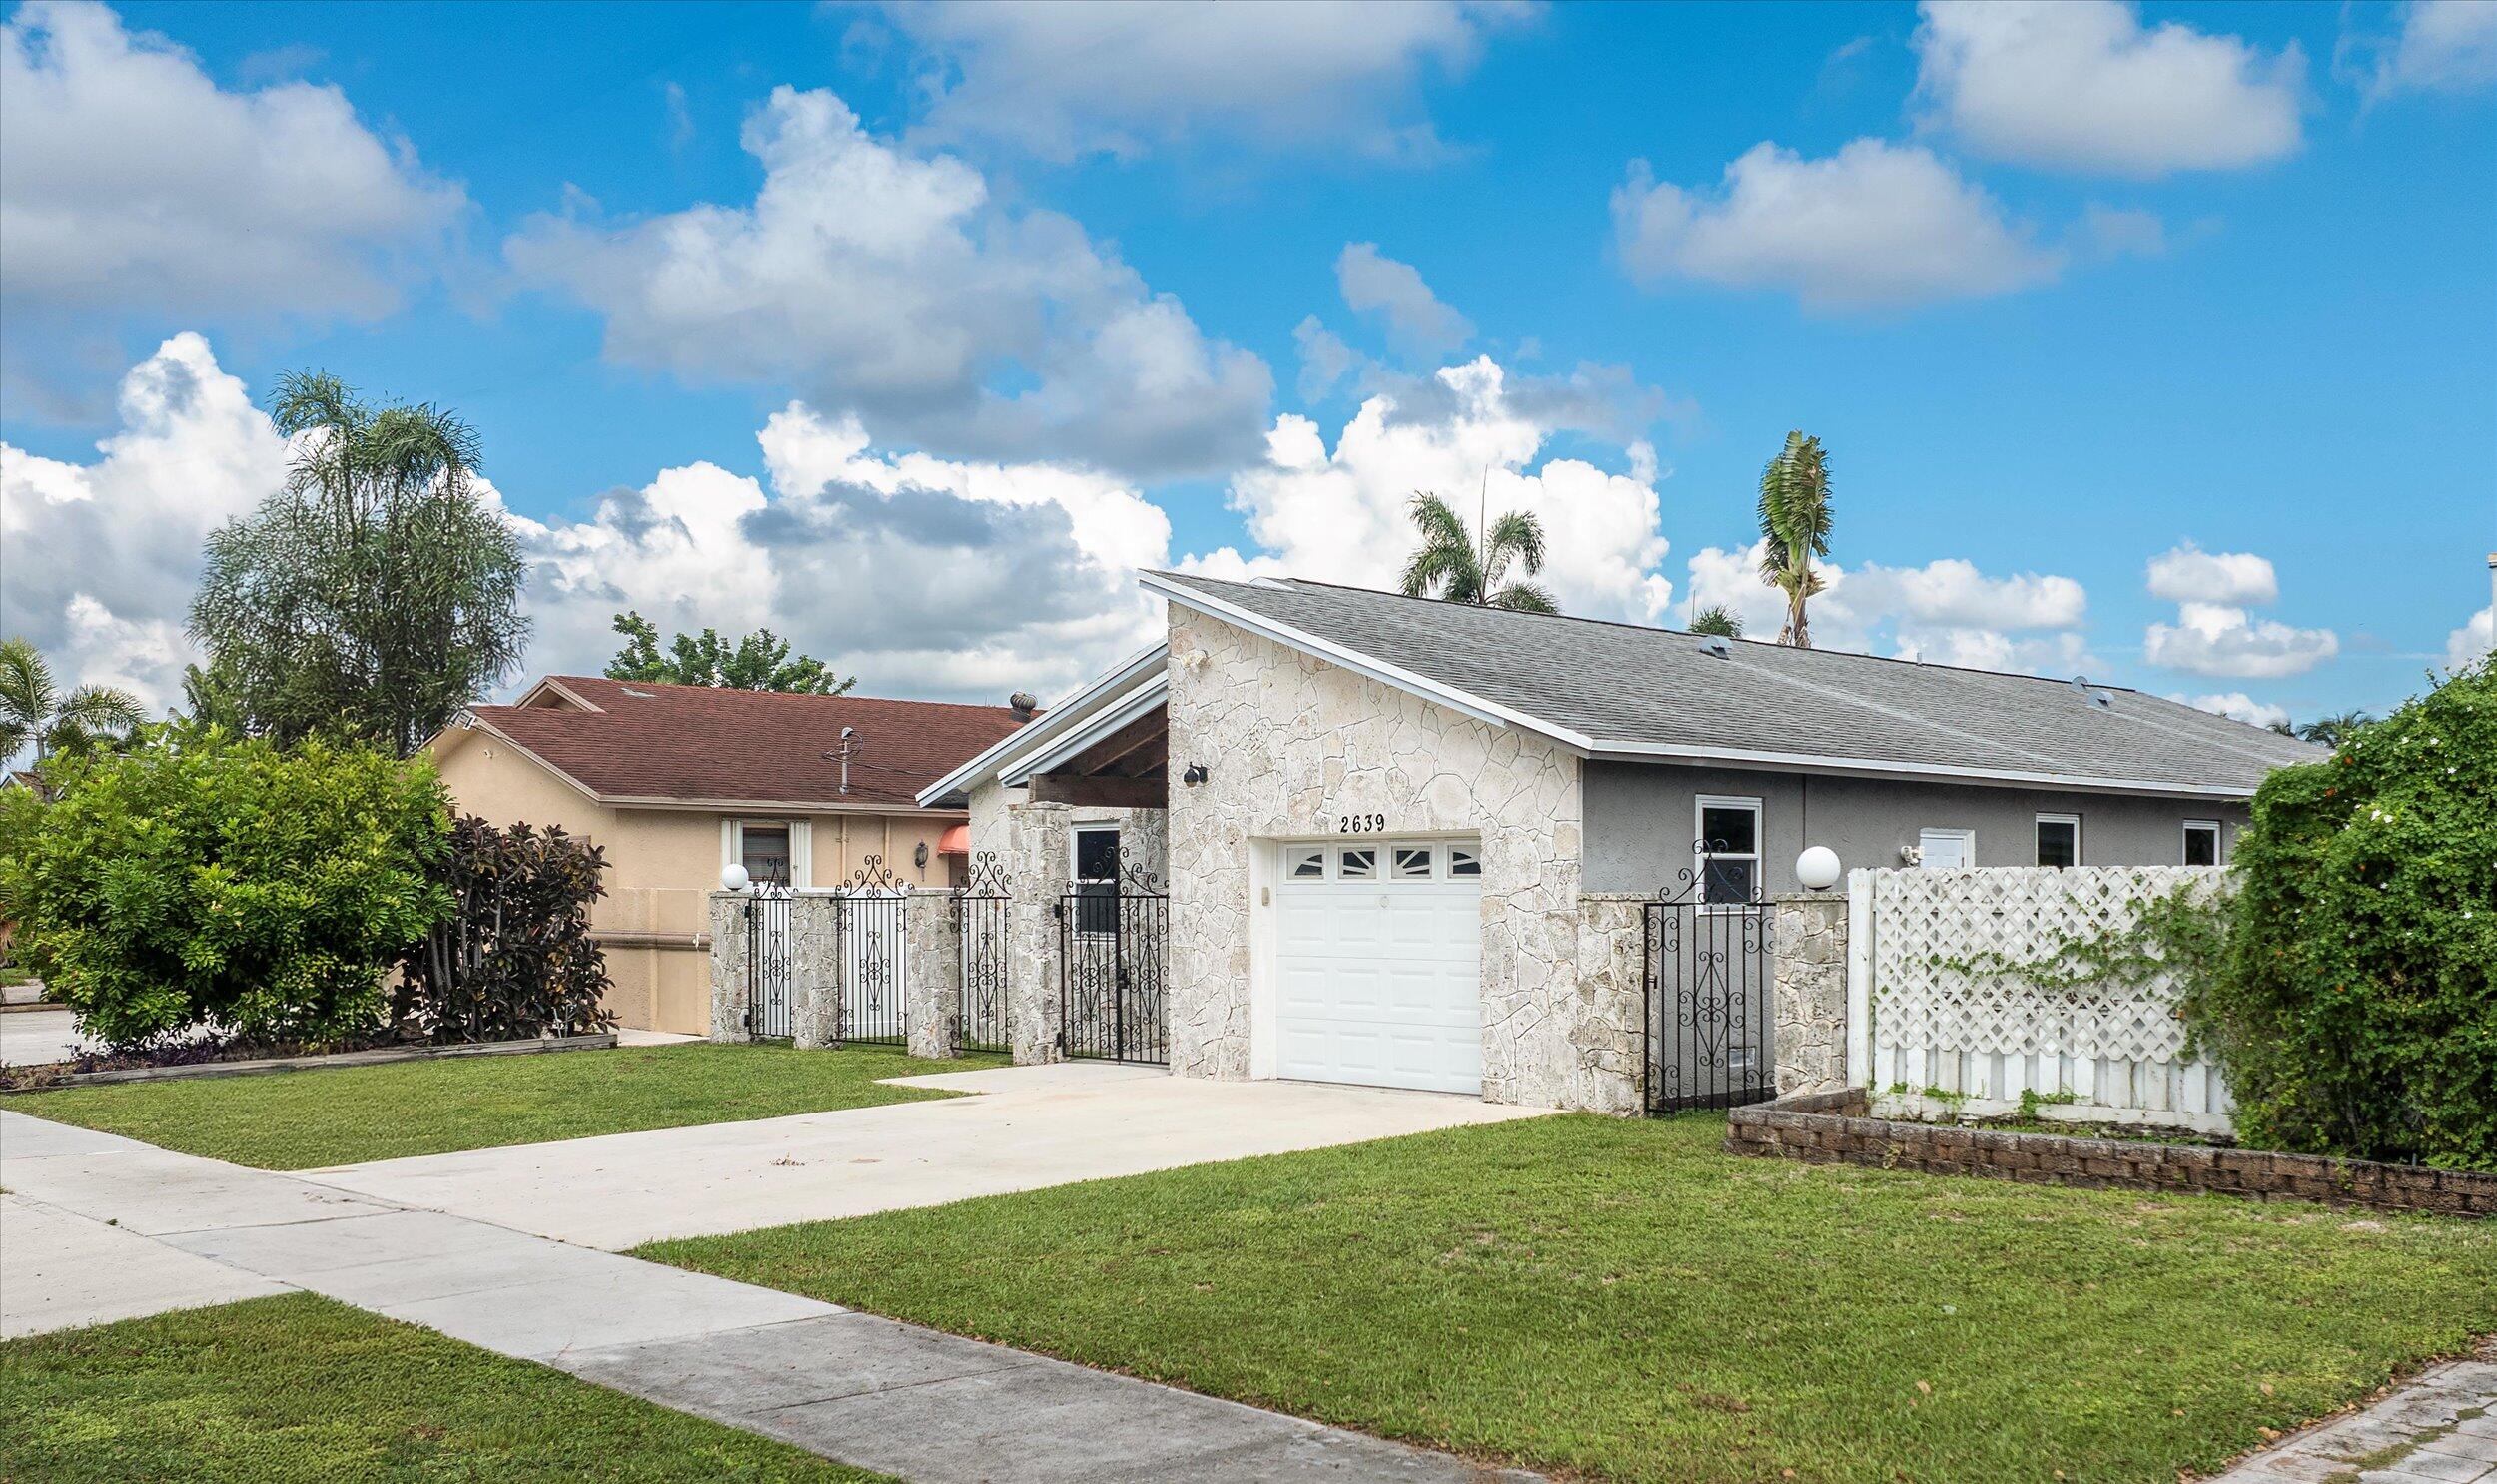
left=1152, top=573, right=2322, bottom=797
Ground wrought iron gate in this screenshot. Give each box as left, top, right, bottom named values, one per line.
left=830, top=861, right=908, bottom=1047
left=957, top=853, right=1012, bottom=1053
left=746, top=883, right=793, bottom=1038
left=1058, top=860, right=1169, bottom=1065
left=1643, top=871, right=1775, bottom=1113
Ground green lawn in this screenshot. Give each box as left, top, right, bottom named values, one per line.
left=11, top=1042, right=1004, bottom=1169
left=0, top=1292, right=884, bottom=1482
left=644, top=1114, right=2497, bottom=1484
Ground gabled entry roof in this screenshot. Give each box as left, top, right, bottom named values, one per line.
left=1141, top=572, right=2321, bottom=801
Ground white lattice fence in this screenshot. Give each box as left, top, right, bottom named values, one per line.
left=1857, top=866, right=2234, bottom=1131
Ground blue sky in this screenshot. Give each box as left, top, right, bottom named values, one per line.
left=5, top=0, right=2492, bottom=725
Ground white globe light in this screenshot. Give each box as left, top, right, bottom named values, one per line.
left=720, top=863, right=751, bottom=893
left=1796, top=846, right=1842, bottom=892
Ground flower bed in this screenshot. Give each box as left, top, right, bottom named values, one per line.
left=0, top=1032, right=616, bottom=1092
left=1727, top=1088, right=2497, bottom=1218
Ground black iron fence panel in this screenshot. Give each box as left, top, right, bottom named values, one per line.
left=1643, top=861, right=1775, bottom=1114
left=957, top=853, right=1012, bottom=1053
left=746, top=884, right=793, bottom=1039
left=831, top=858, right=909, bottom=1048
left=1059, top=858, right=1169, bottom=1066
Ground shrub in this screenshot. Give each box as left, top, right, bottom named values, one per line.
left=2179, top=659, right=2497, bottom=1169
left=394, top=816, right=616, bottom=1043
left=0, top=730, right=450, bottom=1049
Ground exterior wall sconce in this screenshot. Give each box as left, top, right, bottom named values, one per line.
left=1182, top=762, right=1210, bottom=786
left=914, top=841, right=930, bottom=869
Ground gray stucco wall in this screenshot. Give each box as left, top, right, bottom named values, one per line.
left=1582, top=760, right=2250, bottom=896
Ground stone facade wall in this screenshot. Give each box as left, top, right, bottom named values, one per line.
left=1164, top=606, right=1596, bottom=1109
left=904, top=889, right=961, bottom=1060
left=1004, top=800, right=1073, bottom=1064
left=966, top=780, right=1167, bottom=884
left=1569, top=895, right=1653, bottom=1115
left=1727, top=1091, right=2497, bottom=1217
left=786, top=894, right=841, bottom=1049
left=707, top=892, right=751, bottom=1041
left=1769, top=894, right=1849, bottom=1095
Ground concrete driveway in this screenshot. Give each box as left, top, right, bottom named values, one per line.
left=301, top=1061, right=1550, bottom=1250
left=1, top=1007, right=90, bottom=1068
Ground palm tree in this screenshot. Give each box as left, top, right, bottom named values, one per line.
left=1689, top=605, right=1743, bottom=639
left=1398, top=489, right=1559, bottom=614
left=2296, top=710, right=2374, bottom=748
left=0, top=638, right=144, bottom=764
left=1756, top=430, right=1834, bottom=648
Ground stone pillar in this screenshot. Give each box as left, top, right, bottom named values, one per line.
left=709, top=891, right=753, bottom=1042
left=1769, top=893, right=1849, bottom=1094
left=1566, top=894, right=1651, bottom=1115
left=1006, top=800, right=1072, bottom=1065
left=788, top=894, right=841, bottom=1049
left=905, top=888, right=961, bottom=1060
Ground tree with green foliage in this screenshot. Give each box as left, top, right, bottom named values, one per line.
left=1, top=728, right=452, bottom=1049
left=1397, top=489, right=1558, bottom=614
left=1756, top=430, right=1834, bottom=648
left=396, top=816, right=614, bottom=1044
left=1688, top=606, right=1743, bottom=639
left=604, top=612, right=854, bottom=693
left=2177, top=658, right=2497, bottom=1169
left=2295, top=710, right=2375, bottom=749
left=0, top=638, right=144, bottom=765
left=189, top=371, right=528, bottom=757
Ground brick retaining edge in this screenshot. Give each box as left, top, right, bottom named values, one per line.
left=1726, top=1088, right=2497, bottom=1218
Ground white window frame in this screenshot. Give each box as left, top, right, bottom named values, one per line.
left=2181, top=818, right=2222, bottom=867
left=1917, top=827, right=1977, bottom=869
left=1692, top=794, right=1763, bottom=906
left=728, top=818, right=804, bottom=888
left=2035, top=812, right=2081, bottom=868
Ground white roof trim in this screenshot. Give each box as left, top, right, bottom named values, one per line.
left=914, top=643, right=1171, bottom=807
left=1000, top=676, right=1170, bottom=788
left=1141, top=572, right=1592, bottom=752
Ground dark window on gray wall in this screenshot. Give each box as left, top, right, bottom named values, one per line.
left=1074, top=826, right=1121, bottom=933
left=2183, top=820, right=2220, bottom=866
left=2036, top=814, right=2080, bottom=868
left=1696, top=798, right=1761, bottom=904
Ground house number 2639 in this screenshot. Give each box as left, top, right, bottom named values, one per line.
left=1338, top=813, right=1387, bottom=833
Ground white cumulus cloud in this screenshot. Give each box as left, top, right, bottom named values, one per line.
left=1611, top=139, right=2064, bottom=311
left=2450, top=604, right=2495, bottom=670
left=2353, top=0, right=2497, bottom=101
left=1, top=1, right=461, bottom=322
left=877, top=0, right=1531, bottom=162
left=2145, top=540, right=2278, bottom=606
left=1335, top=243, right=1473, bottom=359
left=1681, top=540, right=2092, bottom=673
left=1913, top=0, right=2304, bottom=176
left=1193, top=357, right=1674, bottom=623
left=2177, top=691, right=2292, bottom=730
left=2139, top=541, right=2336, bottom=678
left=504, top=86, right=1270, bottom=482
left=1, top=333, right=289, bottom=711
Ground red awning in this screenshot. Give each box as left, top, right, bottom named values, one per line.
left=937, top=823, right=972, bottom=856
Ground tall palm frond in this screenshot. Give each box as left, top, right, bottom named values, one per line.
left=1756, top=430, right=1834, bottom=647
left=1401, top=490, right=1560, bottom=616
left=0, top=637, right=143, bottom=762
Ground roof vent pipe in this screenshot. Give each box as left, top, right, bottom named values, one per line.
left=1008, top=692, right=1038, bottom=722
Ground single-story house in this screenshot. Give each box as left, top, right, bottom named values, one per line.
left=920, top=572, right=2321, bottom=1108
left=430, top=675, right=1034, bottom=1033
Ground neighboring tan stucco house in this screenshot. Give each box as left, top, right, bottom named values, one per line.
left=430, top=675, right=1031, bottom=1034
left=921, top=572, right=2322, bottom=1111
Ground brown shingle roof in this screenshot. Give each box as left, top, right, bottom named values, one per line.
left=462, top=676, right=1031, bottom=810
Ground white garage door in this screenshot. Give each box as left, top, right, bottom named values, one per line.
left=1272, top=839, right=1483, bottom=1095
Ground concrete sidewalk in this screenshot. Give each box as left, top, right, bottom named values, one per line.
left=1, top=1105, right=1534, bottom=1481
left=300, top=1061, right=1549, bottom=1249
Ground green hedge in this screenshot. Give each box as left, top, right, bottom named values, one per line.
left=1, top=731, right=450, bottom=1049
left=2183, top=659, right=2497, bottom=1169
